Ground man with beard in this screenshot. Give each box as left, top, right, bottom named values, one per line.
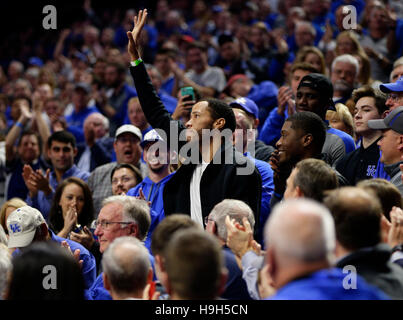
left=127, top=10, right=261, bottom=234
left=330, top=54, right=359, bottom=108
left=96, top=62, right=137, bottom=135
left=127, top=129, right=174, bottom=250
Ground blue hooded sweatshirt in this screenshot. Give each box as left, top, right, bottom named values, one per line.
left=126, top=173, right=174, bottom=251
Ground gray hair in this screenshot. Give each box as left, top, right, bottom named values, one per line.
left=102, top=236, right=150, bottom=295
left=265, top=198, right=335, bottom=264
left=331, top=54, right=359, bottom=78
left=102, top=195, right=151, bottom=241
left=209, top=199, right=255, bottom=241
left=84, top=112, right=110, bottom=131
left=295, top=21, right=316, bottom=37
left=15, top=78, right=32, bottom=92
left=0, top=245, right=12, bottom=299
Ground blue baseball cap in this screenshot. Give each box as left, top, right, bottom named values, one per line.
left=28, top=57, right=44, bottom=67
left=380, top=76, right=403, bottom=93
left=140, top=129, right=165, bottom=148
left=230, top=97, right=259, bottom=119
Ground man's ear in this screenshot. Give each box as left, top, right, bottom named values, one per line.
left=302, top=134, right=313, bottom=147
left=129, top=222, right=139, bottom=238
left=214, top=118, right=226, bottom=130
left=103, top=273, right=111, bottom=291
left=254, top=118, right=259, bottom=129
left=155, top=254, right=165, bottom=272
left=295, top=185, right=304, bottom=198
left=73, top=147, right=78, bottom=157
left=397, top=135, right=403, bottom=151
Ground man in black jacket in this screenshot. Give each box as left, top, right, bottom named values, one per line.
left=126, top=10, right=261, bottom=233
left=324, top=187, right=403, bottom=299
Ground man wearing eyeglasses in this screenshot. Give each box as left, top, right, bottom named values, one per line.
left=374, top=75, right=403, bottom=180
left=85, top=195, right=154, bottom=300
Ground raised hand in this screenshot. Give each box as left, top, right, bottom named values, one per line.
left=388, top=207, right=403, bottom=248
left=61, top=241, right=83, bottom=269
left=127, top=9, right=148, bottom=61
left=30, top=169, right=52, bottom=195
left=22, top=164, right=38, bottom=197
left=225, top=216, right=254, bottom=260
left=277, top=86, right=293, bottom=116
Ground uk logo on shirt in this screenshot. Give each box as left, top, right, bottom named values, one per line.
left=366, top=165, right=376, bottom=177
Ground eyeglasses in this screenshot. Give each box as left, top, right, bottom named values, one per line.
left=387, top=93, right=403, bottom=102
left=94, top=220, right=133, bottom=230
left=204, top=216, right=214, bottom=226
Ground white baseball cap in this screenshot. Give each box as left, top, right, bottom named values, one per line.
left=115, top=124, right=142, bottom=141
left=7, top=206, right=46, bottom=248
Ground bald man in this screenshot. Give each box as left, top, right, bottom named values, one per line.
left=263, top=198, right=388, bottom=300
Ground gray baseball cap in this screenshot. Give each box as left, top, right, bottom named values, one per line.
left=368, top=106, right=403, bottom=134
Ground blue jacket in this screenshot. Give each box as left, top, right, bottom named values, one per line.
left=126, top=173, right=174, bottom=251
left=26, top=165, right=89, bottom=220
left=50, top=231, right=96, bottom=290
left=247, top=81, right=278, bottom=127
left=267, top=268, right=389, bottom=300
left=85, top=253, right=156, bottom=300
left=245, top=152, right=273, bottom=245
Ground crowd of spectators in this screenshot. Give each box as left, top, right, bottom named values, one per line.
left=0, top=0, right=403, bottom=301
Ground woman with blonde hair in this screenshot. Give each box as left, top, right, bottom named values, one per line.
left=295, top=46, right=327, bottom=75
left=0, top=198, right=27, bottom=234
left=326, top=103, right=355, bottom=139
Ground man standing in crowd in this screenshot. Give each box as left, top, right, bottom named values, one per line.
left=127, top=10, right=262, bottom=233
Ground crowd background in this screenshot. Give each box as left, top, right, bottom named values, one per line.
left=0, top=0, right=403, bottom=301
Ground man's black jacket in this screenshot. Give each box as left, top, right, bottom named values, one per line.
left=130, top=63, right=262, bottom=233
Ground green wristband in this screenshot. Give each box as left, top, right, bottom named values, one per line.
left=131, top=58, right=143, bottom=67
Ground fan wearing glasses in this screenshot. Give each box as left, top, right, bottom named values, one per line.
left=85, top=195, right=154, bottom=300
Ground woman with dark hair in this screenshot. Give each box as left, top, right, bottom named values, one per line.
left=48, top=177, right=94, bottom=239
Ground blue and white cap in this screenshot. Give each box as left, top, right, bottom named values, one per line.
left=380, top=76, right=403, bottom=93
left=7, top=206, right=45, bottom=248
left=229, top=97, right=259, bottom=119
left=140, top=129, right=165, bottom=148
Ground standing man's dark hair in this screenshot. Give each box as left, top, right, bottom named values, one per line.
left=127, top=9, right=262, bottom=236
